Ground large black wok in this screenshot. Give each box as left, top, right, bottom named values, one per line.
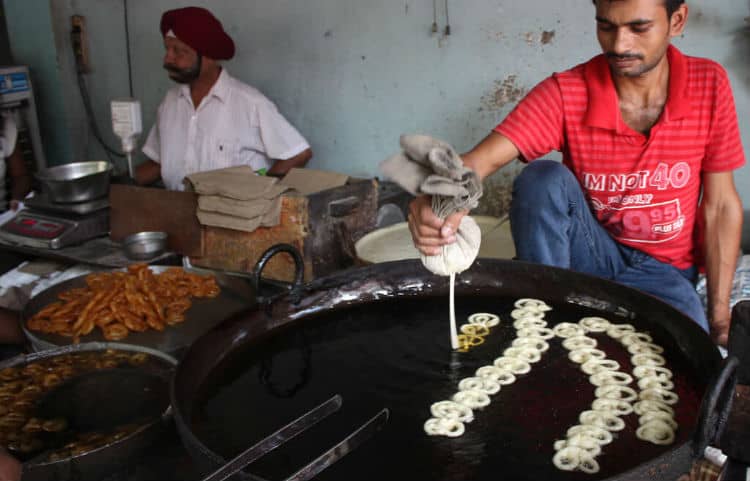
left=172, top=258, right=733, bottom=481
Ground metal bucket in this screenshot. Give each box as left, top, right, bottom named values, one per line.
left=35, top=161, right=112, bottom=203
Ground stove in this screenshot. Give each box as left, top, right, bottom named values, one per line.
left=0, top=195, right=109, bottom=249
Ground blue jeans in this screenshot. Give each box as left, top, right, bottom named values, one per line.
left=509, top=160, right=708, bottom=331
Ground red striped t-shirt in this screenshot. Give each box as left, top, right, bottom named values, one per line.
left=495, top=45, right=746, bottom=269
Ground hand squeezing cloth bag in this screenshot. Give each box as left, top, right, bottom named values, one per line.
left=380, top=135, right=483, bottom=276
left=380, top=135, right=483, bottom=350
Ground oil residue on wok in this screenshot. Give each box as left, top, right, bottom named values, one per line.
left=193, top=296, right=704, bottom=481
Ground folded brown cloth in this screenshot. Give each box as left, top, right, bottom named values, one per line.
left=196, top=200, right=282, bottom=233
left=186, top=166, right=280, bottom=200
left=280, top=168, right=348, bottom=195
left=198, top=196, right=278, bottom=220
left=187, top=166, right=294, bottom=232
left=196, top=210, right=263, bottom=233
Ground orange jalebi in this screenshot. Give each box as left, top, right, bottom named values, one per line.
left=27, top=264, right=220, bottom=341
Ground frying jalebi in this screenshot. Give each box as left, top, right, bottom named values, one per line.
left=27, top=264, right=220, bottom=341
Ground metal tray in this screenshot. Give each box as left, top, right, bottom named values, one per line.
left=21, top=266, right=255, bottom=357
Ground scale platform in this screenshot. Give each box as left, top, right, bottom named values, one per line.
left=0, top=207, right=109, bottom=250
left=25, top=193, right=109, bottom=216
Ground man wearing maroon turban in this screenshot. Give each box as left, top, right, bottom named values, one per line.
left=137, top=6, right=312, bottom=191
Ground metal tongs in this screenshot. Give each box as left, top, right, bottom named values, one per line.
left=201, top=395, right=389, bottom=481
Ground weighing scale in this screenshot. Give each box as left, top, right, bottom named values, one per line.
left=0, top=98, right=141, bottom=251
left=0, top=194, right=109, bottom=249
left=0, top=97, right=142, bottom=250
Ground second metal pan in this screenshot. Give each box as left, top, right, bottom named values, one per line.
left=21, top=266, right=255, bottom=357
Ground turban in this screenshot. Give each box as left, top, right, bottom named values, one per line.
left=160, top=7, right=235, bottom=60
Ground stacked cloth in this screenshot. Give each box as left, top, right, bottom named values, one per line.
left=186, top=166, right=290, bottom=233
left=380, top=134, right=483, bottom=276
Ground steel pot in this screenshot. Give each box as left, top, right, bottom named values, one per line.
left=36, top=161, right=112, bottom=203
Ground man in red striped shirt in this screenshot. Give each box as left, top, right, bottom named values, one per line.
left=409, top=0, right=745, bottom=346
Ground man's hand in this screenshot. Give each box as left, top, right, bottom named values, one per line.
left=267, top=148, right=313, bottom=176
left=134, top=159, right=162, bottom=186
left=401, top=132, right=521, bottom=257
left=407, top=195, right=466, bottom=256
left=711, top=323, right=730, bottom=348
left=709, top=306, right=731, bottom=347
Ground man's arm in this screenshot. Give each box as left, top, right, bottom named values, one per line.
left=408, top=132, right=520, bottom=255
left=135, top=159, right=162, bottom=186
left=702, top=171, right=743, bottom=346
left=267, top=148, right=312, bottom=176
left=6, top=144, right=30, bottom=209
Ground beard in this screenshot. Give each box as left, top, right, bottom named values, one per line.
left=607, top=52, right=661, bottom=78
left=605, top=40, right=670, bottom=78
left=163, top=55, right=202, bottom=84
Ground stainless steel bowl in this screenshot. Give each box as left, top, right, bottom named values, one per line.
left=122, top=231, right=168, bottom=260
left=36, top=161, right=112, bottom=203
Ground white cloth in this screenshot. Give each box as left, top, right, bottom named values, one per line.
left=142, top=69, right=310, bottom=191
left=421, top=215, right=482, bottom=276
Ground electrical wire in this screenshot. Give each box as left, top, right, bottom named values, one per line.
left=432, top=0, right=438, bottom=33
left=444, top=0, right=451, bottom=35
left=76, top=71, right=123, bottom=162
left=124, top=0, right=134, bottom=97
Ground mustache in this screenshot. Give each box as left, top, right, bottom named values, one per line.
left=163, top=64, right=182, bottom=73
left=606, top=52, right=643, bottom=60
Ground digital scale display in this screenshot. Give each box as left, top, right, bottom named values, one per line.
left=3, top=215, right=68, bottom=239
left=0, top=209, right=109, bottom=250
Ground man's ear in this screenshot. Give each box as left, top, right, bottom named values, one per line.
left=669, top=4, right=689, bottom=37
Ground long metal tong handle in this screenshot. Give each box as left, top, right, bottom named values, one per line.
left=284, top=408, right=390, bottom=481
left=201, top=395, right=343, bottom=481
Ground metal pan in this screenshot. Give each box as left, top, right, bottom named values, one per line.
left=35, top=161, right=112, bottom=204
left=172, top=258, right=725, bottom=481
left=21, top=266, right=255, bottom=358
left=0, top=342, right=176, bottom=481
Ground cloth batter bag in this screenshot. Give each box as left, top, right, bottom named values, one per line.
left=380, top=135, right=483, bottom=276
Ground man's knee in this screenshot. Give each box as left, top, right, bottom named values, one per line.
left=513, top=160, right=574, bottom=197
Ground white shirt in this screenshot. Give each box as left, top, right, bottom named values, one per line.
left=142, top=69, right=310, bottom=191
left=0, top=112, right=18, bottom=211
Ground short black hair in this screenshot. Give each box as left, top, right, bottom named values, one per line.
left=592, top=0, right=685, bottom=18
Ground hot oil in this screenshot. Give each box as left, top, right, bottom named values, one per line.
left=193, top=296, right=705, bottom=481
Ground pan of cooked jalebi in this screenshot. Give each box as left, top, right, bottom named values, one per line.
left=21, top=264, right=255, bottom=356
left=0, top=342, right=176, bottom=481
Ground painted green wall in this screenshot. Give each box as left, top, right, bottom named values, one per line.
left=4, top=0, right=73, bottom=165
